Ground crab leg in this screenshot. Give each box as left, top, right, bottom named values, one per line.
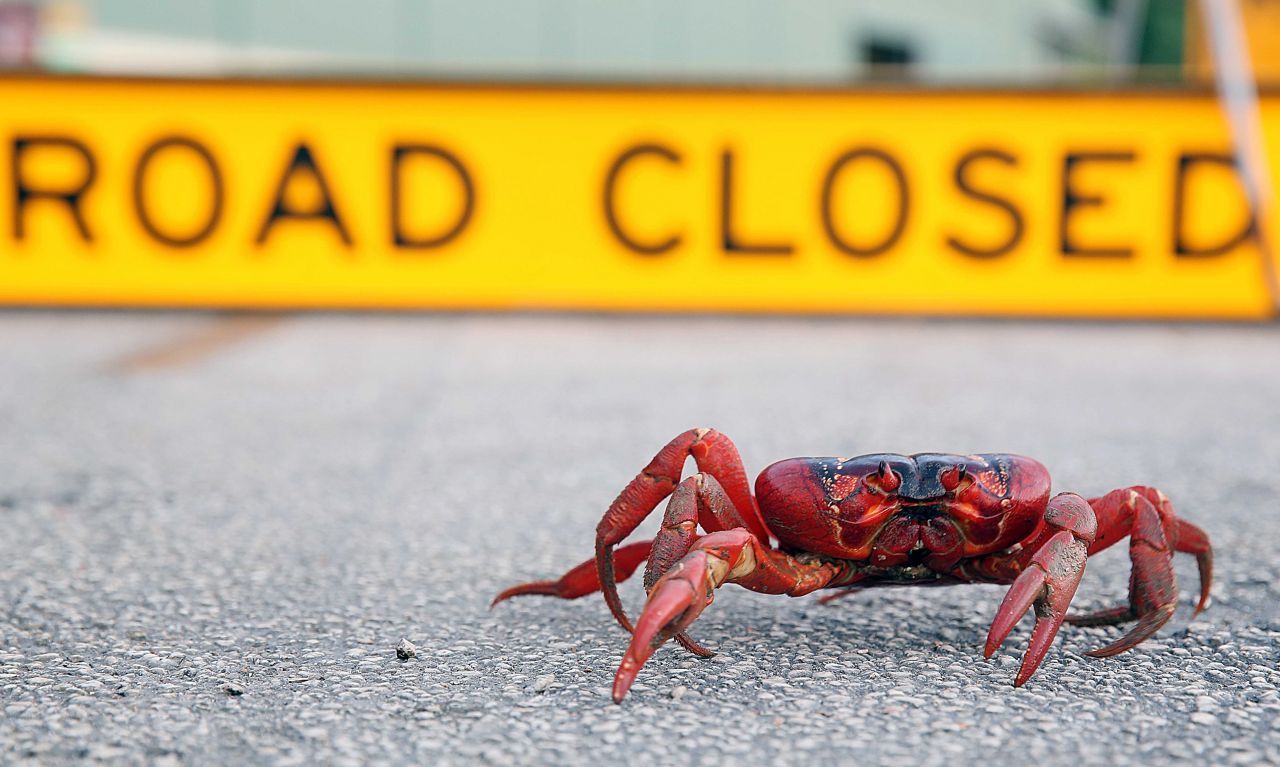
left=492, top=430, right=764, bottom=629
left=593, top=429, right=769, bottom=635
left=613, top=528, right=841, bottom=702
left=644, top=473, right=761, bottom=591
left=490, top=540, right=653, bottom=607
left=984, top=493, right=1096, bottom=686
left=1064, top=487, right=1212, bottom=656
left=1174, top=516, right=1214, bottom=614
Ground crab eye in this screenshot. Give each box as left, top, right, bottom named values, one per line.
left=873, top=460, right=901, bottom=492
left=940, top=465, right=968, bottom=492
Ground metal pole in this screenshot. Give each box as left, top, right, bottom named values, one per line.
left=1198, top=0, right=1280, bottom=317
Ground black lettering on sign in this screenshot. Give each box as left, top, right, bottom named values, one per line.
left=946, top=148, right=1024, bottom=258
left=391, top=144, right=475, bottom=250
left=12, top=136, right=97, bottom=241
left=721, top=148, right=794, bottom=255
left=1173, top=152, right=1256, bottom=258
left=1060, top=151, right=1135, bottom=258
left=602, top=143, right=683, bottom=255
left=256, top=142, right=352, bottom=246
left=820, top=147, right=908, bottom=258
left=133, top=136, right=223, bottom=248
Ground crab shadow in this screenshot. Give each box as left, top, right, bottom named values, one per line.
left=696, top=585, right=1003, bottom=656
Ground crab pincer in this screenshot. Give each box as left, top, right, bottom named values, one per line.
left=984, top=493, right=1096, bottom=685
left=614, top=528, right=767, bottom=701
left=613, top=552, right=714, bottom=701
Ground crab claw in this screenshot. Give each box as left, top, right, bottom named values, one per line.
left=984, top=563, right=1050, bottom=685
left=612, top=552, right=715, bottom=702
left=984, top=494, right=1094, bottom=687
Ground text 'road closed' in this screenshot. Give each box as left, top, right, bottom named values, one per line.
left=1, top=77, right=1276, bottom=318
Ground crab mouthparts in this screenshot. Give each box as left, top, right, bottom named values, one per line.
left=899, top=502, right=945, bottom=521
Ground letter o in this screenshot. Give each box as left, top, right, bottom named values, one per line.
left=133, top=136, right=224, bottom=247
left=820, top=148, right=909, bottom=258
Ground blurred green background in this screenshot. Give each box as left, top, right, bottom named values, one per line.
left=4, top=0, right=1209, bottom=83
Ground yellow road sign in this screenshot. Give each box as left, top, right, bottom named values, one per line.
left=2, top=76, right=1277, bottom=318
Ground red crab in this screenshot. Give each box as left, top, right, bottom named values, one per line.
left=493, top=429, right=1213, bottom=702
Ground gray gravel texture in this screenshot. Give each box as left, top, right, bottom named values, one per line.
left=1, top=312, right=1279, bottom=766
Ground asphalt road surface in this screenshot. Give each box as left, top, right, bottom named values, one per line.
left=2, top=312, right=1278, bottom=766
